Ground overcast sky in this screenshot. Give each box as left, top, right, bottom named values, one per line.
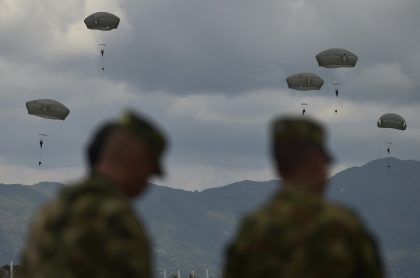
left=0, top=0, right=419, bottom=190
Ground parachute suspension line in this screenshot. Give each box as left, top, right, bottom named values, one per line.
left=290, top=91, right=300, bottom=115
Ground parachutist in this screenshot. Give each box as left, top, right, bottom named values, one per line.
left=387, top=148, right=390, bottom=154
left=335, top=109, right=338, bottom=114
left=40, top=140, right=43, bottom=149
left=302, top=109, right=306, bottom=115
left=38, top=161, right=42, bottom=166
left=102, top=67, right=105, bottom=71
left=101, top=49, right=104, bottom=56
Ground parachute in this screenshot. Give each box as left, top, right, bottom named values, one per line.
left=26, top=99, right=69, bottom=166
left=377, top=113, right=407, bottom=130
left=316, top=48, right=358, bottom=114
left=84, top=12, right=120, bottom=31
left=377, top=113, right=406, bottom=167
left=316, top=48, right=358, bottom=68
left=26, top=99, right=70, bottom=120
left=286, top=73, right=324, bottom=91
left=84, top=12, right=120, bottom=71
left=286, top=73, right=323, bottom=115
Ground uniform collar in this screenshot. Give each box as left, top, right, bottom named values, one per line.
left=86, top=172, right=129, bottom=198
left=277, top=181, right=323, bottom=201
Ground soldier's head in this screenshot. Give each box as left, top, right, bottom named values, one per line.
left=94, top=110, right=168, bottom=197
left=86, top=121, right=118, bottom=169
left=271, top=116, right=332, bottom=193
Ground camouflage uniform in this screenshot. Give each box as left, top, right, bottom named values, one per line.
left=20, top=175, right=152, bottom=278
left=224, top=183, right=384, bottom=278
left=224, top=117, right=384, bottom=278
left=21, top=111, right=168, bottom=278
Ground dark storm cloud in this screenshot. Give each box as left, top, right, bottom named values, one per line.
left=98, top=0, right=420, bottom=104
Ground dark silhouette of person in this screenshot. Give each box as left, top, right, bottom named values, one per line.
left=224, top=117, right=384, bottom=278
left=387, top=148, right=390, bottom=154
left=335, top=89, right=339, bottom=97
left=40, top=140, right=43, bottom=149
left=101, top=49, right=104, bottom=56
left=21, top=111, right=168, bottom=277
left=38, top=161, right=42, bottom=166
left=86, top=122, right=118, bottom=169
left=302, top=109, right=306, bottom=115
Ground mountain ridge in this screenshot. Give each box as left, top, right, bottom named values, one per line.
left=0, top=158, right=418, bottom=277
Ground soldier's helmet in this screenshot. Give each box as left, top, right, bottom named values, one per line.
left=271, top=116, right=333, bottom=162
left=118, top=111, right=168, bottom=176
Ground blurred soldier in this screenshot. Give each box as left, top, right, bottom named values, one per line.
left=86, top=121, right=118, bottom=169
left=223, top=116, right=384, bottom=278
left=21, top=111, right=168, bottom=278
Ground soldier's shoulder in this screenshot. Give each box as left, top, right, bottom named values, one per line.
left=38, top=178, right=132, bottom=221
left=322, top=201, right=368, bottom=232
left=234, top=203, right=278, bottom=239
left=62, top=177, right=125, bottom=202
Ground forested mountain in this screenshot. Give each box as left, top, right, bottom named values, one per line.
left=0, top=158, right=418, bottom=277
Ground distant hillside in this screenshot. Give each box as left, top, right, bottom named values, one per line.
left=328, top=158, right=420, bottom=277
left=0, top=158, right=419, bottom=277
left=0, top=182, right=61, bottom=263
left=135, top=180, right=278, bottom=274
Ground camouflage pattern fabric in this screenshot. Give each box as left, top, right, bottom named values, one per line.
left=223, top=183, right=384, bottom=278
left=20, top=174, right=152, bottom=278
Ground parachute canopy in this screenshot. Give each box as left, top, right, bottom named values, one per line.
left=377, top=113, right=407, bottom=130
left=286, top=73, right=324, bottom=91
left=316, top=48, right=358, bottom=68
left=84, top=12, right=120, bottom=31
left=26, top=99, right=70, bottom=120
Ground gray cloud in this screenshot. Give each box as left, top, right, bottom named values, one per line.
left=0, top=0, right=419, bottom=189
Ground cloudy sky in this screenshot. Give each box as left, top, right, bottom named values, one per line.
left=0, top=0, right=419, bottom=190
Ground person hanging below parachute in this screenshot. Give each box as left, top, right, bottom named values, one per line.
left=100, top=44, right=105, bottom=57
left=377, top=113, right=407, bottom=168
left=99, top=43, right=106, bottom=71
left=385, top=142, right=392, bottom=168
left=26, top=99, right=70, bottom=166
left=84, top=12, right=120, bottom=71
left=333, top=83, right=341, bottom=97
left=38, top=133, right=47, bottom=166
left=332, top=83, right=341, bottom=114
left=301, top=103, right=308, bottom=116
